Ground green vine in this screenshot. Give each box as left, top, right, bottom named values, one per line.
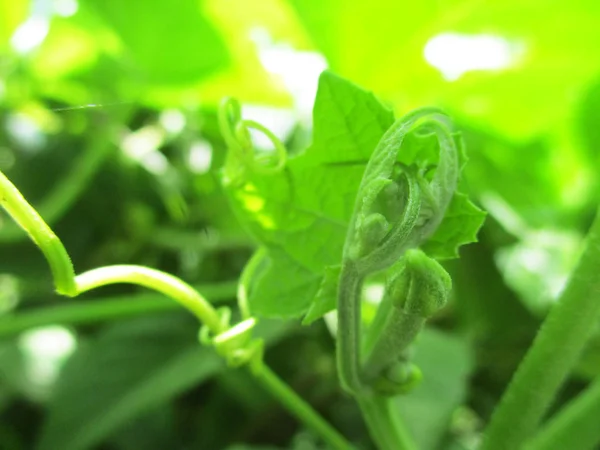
left=332, top=106, right=461, bottom=449
left=0, top=167, right=351, bottom=450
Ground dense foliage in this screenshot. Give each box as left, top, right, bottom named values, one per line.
left=1, top=1, right=600, bottom=449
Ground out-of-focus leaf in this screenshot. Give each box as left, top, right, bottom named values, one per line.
left=109, top=408, right=177, bottom=450
left=225, top=445, right=283, bottom=450
left=0, top=0, right=28, bottom=49
left=289, top=0, right=600, bottom=140
left=0, top=341, right=28, bottom=402
left=575, top=333, right=600, bottom=380
left=82, top=0, right=229, bottom=85
left=199, top=0, right=313, bottom=106
left=37, top=315, right=224, bottom=450
left=30, top=18, right=99, bottom=80
left=394, top=328, right=473, bottom=450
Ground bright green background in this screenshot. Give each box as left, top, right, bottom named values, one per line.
left=0, top=0, right=599, bottom=449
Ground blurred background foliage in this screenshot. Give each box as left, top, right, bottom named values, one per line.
left=0, top=0, right=599, bottom=449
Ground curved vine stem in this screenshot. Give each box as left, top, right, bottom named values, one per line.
left=74, top=265, right=225, bottom=334
left=0, top=167, right=352, bottom=450
left=0, top=170, right=77, bottom=296
left=0, top=280, right=238, bottom=338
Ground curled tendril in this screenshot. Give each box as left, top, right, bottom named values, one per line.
left=199, top=248, right=269, bottom=369
left=337, top=107, right=460, bottom=396
left=199, top=305, right=264, bottom=369
left=344, top=108, right=459, bottom=275
left=218, top=98, right=288, bottom=183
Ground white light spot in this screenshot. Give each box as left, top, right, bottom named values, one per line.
left=160, top=110, right=186, bottom=135
left=188, top=141, right=212, bottom=174
left=141, top=151, right=168, bottom=175
left=424, top=33, right=523, bottom=81
left=18, top=326, right=77, bottom=395
left=364, top=283, right=385, bottom=305
left=11, top=17, right=50, bottom=54
left=518, top=247, right=549, bottom=272
left=251, top=27, right=328, bottom=120
left=242, top=105, right=295, bottom=149
left=122, top=126, right=165, bottom=160
left=53, top=0, right=78, bottom=17
left=323, top=310, right=338, bottom=336
left=479, top=192, right=529, bottom=238
left=495, top=228, right=582, bottom=314
left=5, top=113, right=46, bottom=152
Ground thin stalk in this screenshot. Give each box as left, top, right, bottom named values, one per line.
left=75, top=265, right=224, bottom=334
left=250, top=362, right=352, bottom=450
left=336, top=260, right=365, bottom=394
left=356, top=394, right=417, bottom=450
left=337, top=260, right=417, bottom=449
left=0, top=170, right=77, bottom=295
left=524, top=377, right=600, bottom=450
left=0, top=280, right=237, bottom=338
left=481, top=208, right=600, bottom=450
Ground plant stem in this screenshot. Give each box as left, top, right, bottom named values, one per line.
left=336, top=260, right=365, bottom=394
left=337, top=260, right=417, bottom=450
left=481, top=208, right=600, bottom=450
left=0, top=170, right=77, bottom=296
left=356, top=394, right=417, bottom=450
left=75, top=265, right=225, bottom=334
left=524, top=377, right=600, bottom=450
left=251, top=362, right=352, bottom=450
left=0, top=280, right=238, bottom=337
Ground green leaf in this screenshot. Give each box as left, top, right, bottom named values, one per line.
left=249, top=249, right=322, bottom=319
left=225, top=71, right=482, bottom=319
left=225, top=71, right=393, bottom=271
left=422, top=193, right=486, bottom=260
left=303, top=265, right=342, bottom=325
left=223, top=72, right=394, bottom=318
left=37, top=315, right=223, bottom=450
left=82, top=0, right=229, bottom=84
left=305, top=71, right=395, bottom=164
